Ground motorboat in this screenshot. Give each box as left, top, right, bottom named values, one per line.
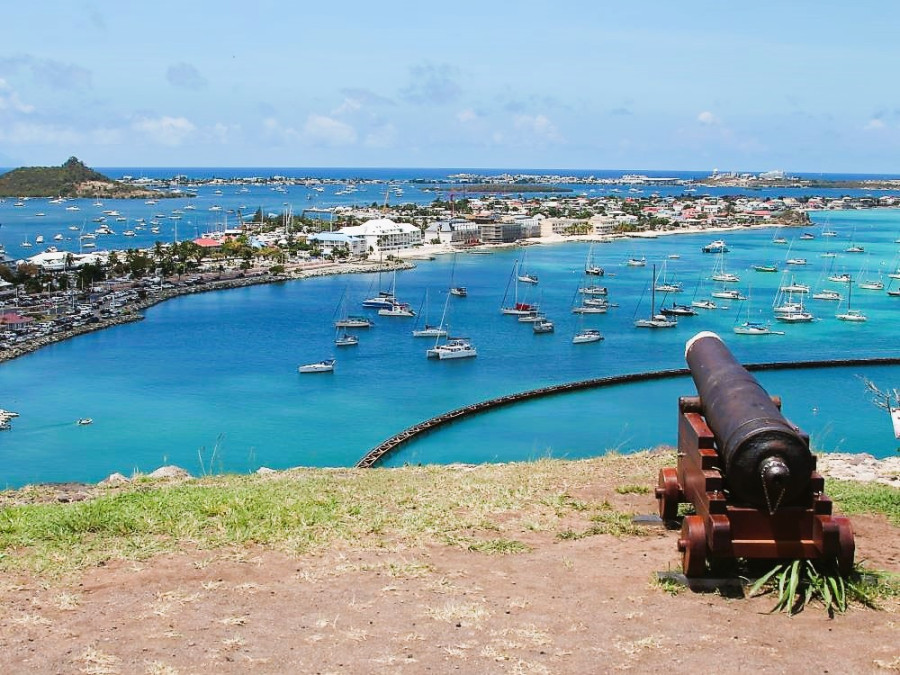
left=378, top=303, right=416, bottom=317
left=532, top=318, right=555, bottom=334
left=76, top=418, right=93, bottom=425
left=785, top=258, right=808, bottom=266
left=450, top=286, right=468, bottom=297
left=298, top=359, right=335, bottom=374
left=812, top=290, right=842, bottom=301
left=572, top=304, right=607, bottom=314
left=334, top=334, right=359, bottom=347
left=659, top=303, right=698, bottom=317
left=517, top=273, right=539, bottom=284
left=800, top=232, right=815, bottom=240
left=752, top=263, right=778, bottom=273
left=701, top=240, right=729, bottom=253
left=711, top=289, right=746, bottom=300
left=775, top=309, right=815, bottom=323
left=334, top=316, right=373, bottom=328
left=634, top=313, right=677, bottom=328
left=572, top=329, right=604, bottom=344
left=691, top=299, right=718, bottom=310
left=517, top=311, right=547, bottom=323
left=733, top=322, right=784, bottom=336
left=362, top=291, right=397, bottom=309
left=578, top=285, right=608, bottom=296
left=626, top=257, right=647, bottom=267
left=426, top=337, right=477, bottom=360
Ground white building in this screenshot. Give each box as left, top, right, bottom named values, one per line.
left=339, top=217, right=423, bottom=255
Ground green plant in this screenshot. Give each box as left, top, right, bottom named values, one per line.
left=615, top=484, right=650, bottom=495
left=747, top=559, right=896, bottom=617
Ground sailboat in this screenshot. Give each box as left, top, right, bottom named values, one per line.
left=733, top=289, right=784, bottom=335
left=710, top=250, right=739, bottom=283
left=774, top=286, right=815, bottom=323
left=362, top=271, right=397, bottom=309
left=856, top=260, right=884, bottom=291
left=334, top=288, right=374, bottom=328
left=412, top=290, right=449, bottom=337
left=448, top=254, right=467, bottom=297
left=654, top=261, right=683, bottom=293
left=584, top=242, right=604, bottom=276
left=334, top=332, right=359, bottom=347
left=516, top=250, right=538, bottom=284
left=836, top=275, right=867, bottom=322
left=634, top=264, right=677, bottom=328
left=500, top=259, right=539, bottom=315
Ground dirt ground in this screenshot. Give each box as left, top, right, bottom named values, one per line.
left=0, top=508, right=897, bottom=674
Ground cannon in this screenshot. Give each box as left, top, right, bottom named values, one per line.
left=655, top=331, right=855, bottom=577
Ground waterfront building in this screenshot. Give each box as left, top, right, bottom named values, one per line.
left=423, top=218, right=480, bottom=245
left=317, top=217, right=423, bottom=256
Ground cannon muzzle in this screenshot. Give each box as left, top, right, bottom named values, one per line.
left=684, top=331, right=813, bottom=510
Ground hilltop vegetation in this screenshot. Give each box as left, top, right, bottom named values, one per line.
left=0, top=156, right=166, bottom=198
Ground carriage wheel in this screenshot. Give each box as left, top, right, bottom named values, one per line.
left=655, top=468, right=681, bottom=522
left=678, top=515, right=708, bottom=577
left=833, top=517, right=855, bottom=576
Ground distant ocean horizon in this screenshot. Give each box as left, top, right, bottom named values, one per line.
left=5, top=166, right=900, bottom=182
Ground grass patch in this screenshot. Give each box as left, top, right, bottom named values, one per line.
left=616, top=484, right=651, bottom=495
left=0, top=454, right=667, bottom=577
left=826, top=480, right=900, bottom=526
left=466, top=538, right=532, bottom=555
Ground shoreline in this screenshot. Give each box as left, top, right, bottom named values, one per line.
left=0, top=218, right=800, bottom=366
left=0, top=258, right=413, bottom=365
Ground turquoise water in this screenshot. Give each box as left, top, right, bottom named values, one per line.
left=2, top=209, right=900, bottom=487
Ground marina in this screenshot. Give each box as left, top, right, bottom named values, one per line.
left=3, top=175, right=900, bottom=487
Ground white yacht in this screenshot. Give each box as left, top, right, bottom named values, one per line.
left=426, top=337, right=477, bottom=360
left=572, top=329, right=604, bottom=344
left=298, top=359, right=335, bottom=374
left=378, top=303, right=416, bottom=317
left=532, top=318, right=555, bottom=334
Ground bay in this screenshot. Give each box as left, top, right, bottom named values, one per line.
left=2, top=174, right=900, bottom=488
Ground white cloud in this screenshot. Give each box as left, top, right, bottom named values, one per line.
left=303, top=114, right=357, bottom=146
left=697, top=111, right=719, bottom=126
left=131, top=116, right=196, bottom=146
left=0, top=78, right=35, bottom=113
left=513, top=114, right=563, bottom=143
left=864, top=118, right=886, bottom=131
left=332, top=97, right=362, bottom=116
left=457, top=108, right=478, bottom=124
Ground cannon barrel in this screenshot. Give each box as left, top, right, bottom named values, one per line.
left=684, top=331, right=813, bottom=509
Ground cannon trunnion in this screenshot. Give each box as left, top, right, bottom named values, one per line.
left=655, top=332, right=855, bottom=577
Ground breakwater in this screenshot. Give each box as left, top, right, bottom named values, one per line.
left=356, top=356, right=900, bottom=468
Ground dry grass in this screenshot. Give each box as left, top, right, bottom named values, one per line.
left=0, top=452, right=672, bottom=578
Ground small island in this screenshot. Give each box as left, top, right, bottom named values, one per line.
left=0, top=157, right=173, bottom=199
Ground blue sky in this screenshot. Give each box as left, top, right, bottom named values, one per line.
left=2, top=1, right=899, bottom=172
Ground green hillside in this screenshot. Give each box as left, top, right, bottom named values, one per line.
left=0, top=157, right=162, bottom=198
